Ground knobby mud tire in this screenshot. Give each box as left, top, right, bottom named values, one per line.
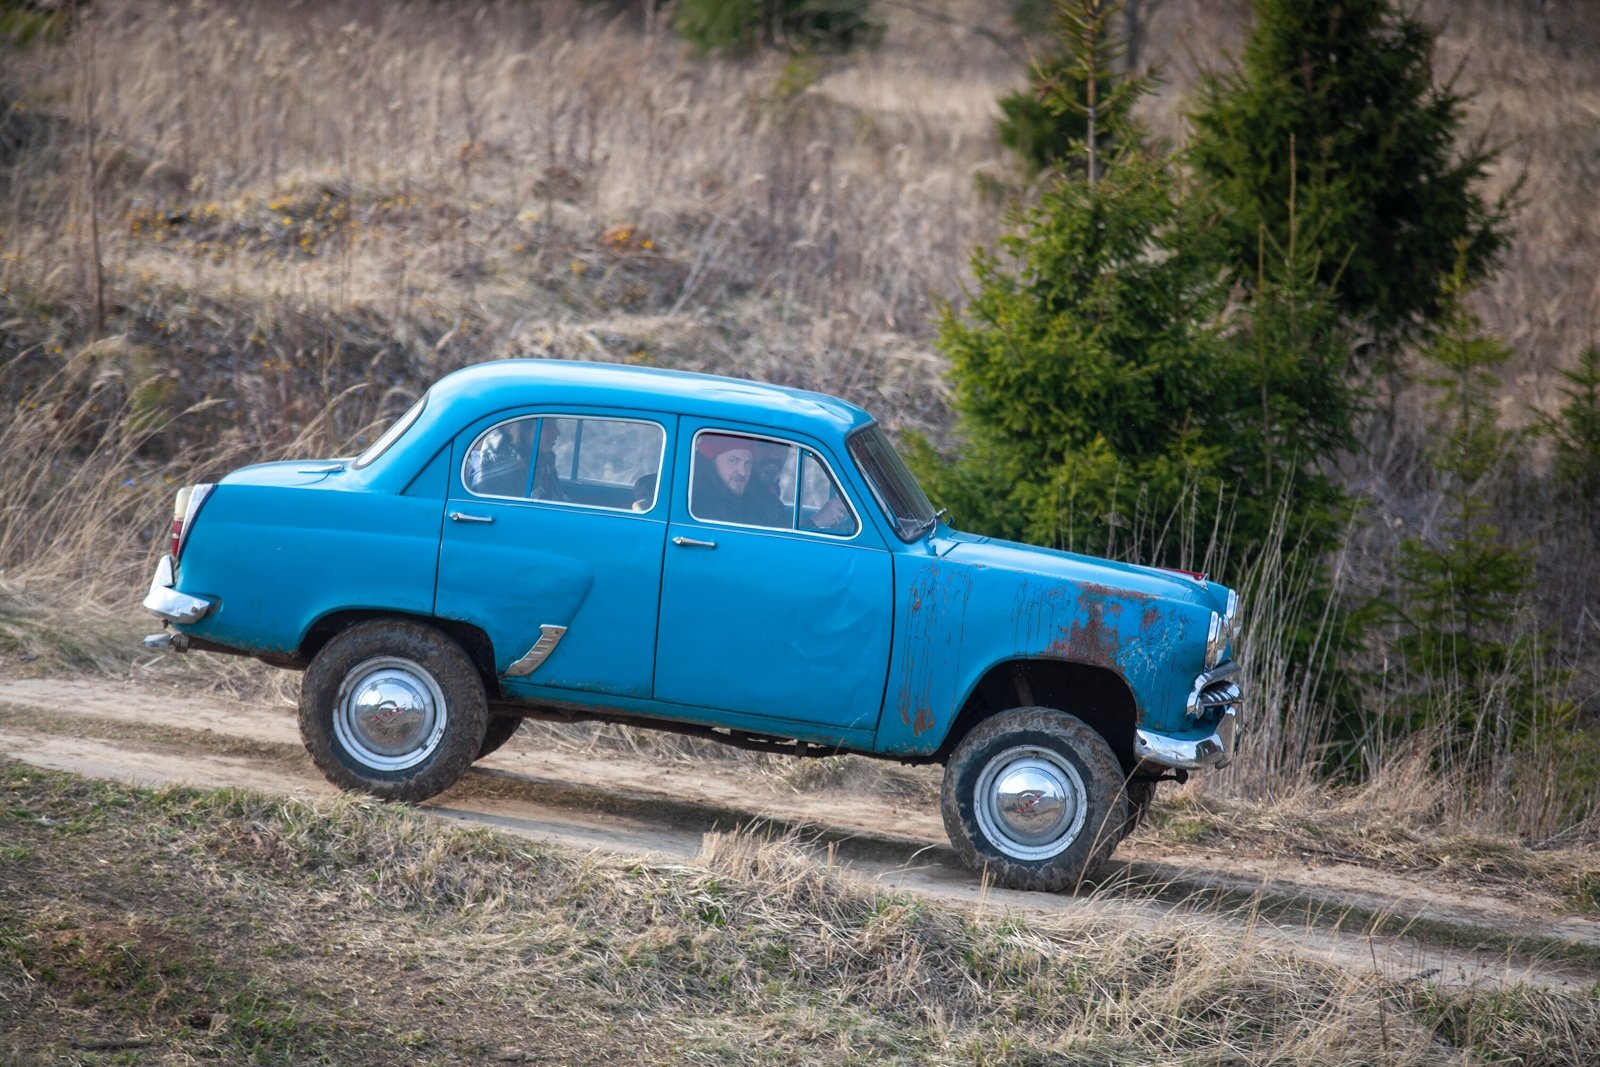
left=300, top=619, right=488, bottom=803
left=941, top=707, right=1128, bottom=892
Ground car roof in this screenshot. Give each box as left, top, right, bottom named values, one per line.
left=427, top=359, right=875, bottom=437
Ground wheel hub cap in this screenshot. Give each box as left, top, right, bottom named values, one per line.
left=993, top=765, right=1070, bottom=844
left=974, top=746, right=1087, bottom=861
left=333, top=657, right=447, bottom=772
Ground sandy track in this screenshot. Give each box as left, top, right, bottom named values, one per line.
left=2, top=675, right=1595, bottom=991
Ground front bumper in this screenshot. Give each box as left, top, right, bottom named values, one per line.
left=1133, top=662, right=1243, bottom=770
left=142, top=554, right=214, bottom=624
left=1133, top=707, right=1238, bottom=770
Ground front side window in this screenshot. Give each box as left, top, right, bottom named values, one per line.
left=690, top=431, right=858, bottom=536
left=464, top=415, right=664, bottom=510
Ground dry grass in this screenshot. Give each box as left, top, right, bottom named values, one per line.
left=3, top=761, right=1597, bottom=1065
left=1145, top=784, right=1600, bottom=911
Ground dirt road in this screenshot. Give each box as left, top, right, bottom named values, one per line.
left=3, top=675, right=1596, bottom=992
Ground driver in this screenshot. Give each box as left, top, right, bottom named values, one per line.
left=692, top=434, right=787, bottom=527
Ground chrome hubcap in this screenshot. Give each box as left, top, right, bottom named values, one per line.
left=973, top=745, right=1086, bottom=861
left=333, top=657, right=448, bottom=772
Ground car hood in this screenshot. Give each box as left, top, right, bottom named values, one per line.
left=934, top=532, right=1221, bottom=611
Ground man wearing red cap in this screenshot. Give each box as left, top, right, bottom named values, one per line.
left=692, top=433, right=788, bottom=527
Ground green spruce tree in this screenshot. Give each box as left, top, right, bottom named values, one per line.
left=1189, top=0, right=1508, bottom=355
left=1539, top=344, right=1600, bottom=539
left=997, top=53, right=1130, bottom=175
left=1391, top=265, right=1534, bottom=739
left=926, top=0, right=1354, bottom=585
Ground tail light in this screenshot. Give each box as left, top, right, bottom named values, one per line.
left=169, top=483, right=215, bottom=562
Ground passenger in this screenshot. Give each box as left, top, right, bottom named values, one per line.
left=529, top=420, right=566, bottom=502
left=631, top=472, right=658, bottom=511
left=468, top=419, right=534, bottom=497
left=745, top=441, right=791, bottom=524
left=692, top=434, right=787, bottom=527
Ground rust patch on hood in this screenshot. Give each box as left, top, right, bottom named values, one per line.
left=1044, top=586, right=1126, bottom=667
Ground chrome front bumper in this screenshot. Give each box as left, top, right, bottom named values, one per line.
left=142, top=555, right=214, bottom=625
left=1133, top=706, right=1238, bottom=770
left=1133, top=662, right=1243, bottom=770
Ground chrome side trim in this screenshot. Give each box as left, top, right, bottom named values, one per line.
left=504, top=624, right=568, bottom=677
left=1135, top=707, right=1238, bottom=770
left=142, top=555, right=215, bottom=624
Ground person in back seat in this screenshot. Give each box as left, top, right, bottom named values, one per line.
left=530, top=421, right=567, bottom=502
left=631, top=472, right=658, bottom=511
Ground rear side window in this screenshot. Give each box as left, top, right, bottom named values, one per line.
left=463, top=415, right=665, bottom=511
left=690, top=431, right=858, bottom=536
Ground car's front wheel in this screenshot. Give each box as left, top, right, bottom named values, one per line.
left=300, top=620, right=488, bottom=802
left=941, top=707, right=1128, bottom=891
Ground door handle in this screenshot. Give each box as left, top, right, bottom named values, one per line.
left=449, top=511, right=495, bottom=524
left=672, top=536, right=716, bottom=549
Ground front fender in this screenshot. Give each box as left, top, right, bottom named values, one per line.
left=876, top=553, right=1210, bottom=757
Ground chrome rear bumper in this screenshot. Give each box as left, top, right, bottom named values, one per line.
left=142, top=555, right=214, bottom=625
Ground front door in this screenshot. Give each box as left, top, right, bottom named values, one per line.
left=654, top=426, right=893, bottom=733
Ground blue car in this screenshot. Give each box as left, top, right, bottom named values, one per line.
left=144, top=359, right=1241, bottom=890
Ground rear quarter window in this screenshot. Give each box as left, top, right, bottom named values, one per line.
left=353, top=394, right=427, bottom=470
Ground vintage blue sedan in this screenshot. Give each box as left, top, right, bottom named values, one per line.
left=144, top=359, right=1241, bottom=890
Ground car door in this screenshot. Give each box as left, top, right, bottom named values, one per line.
left=435, top=410, right=672, bottom=699
left=654, top=425, right=893, bottom=733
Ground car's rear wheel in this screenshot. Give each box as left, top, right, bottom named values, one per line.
left=940, top=707, right=1127, bottom=892
left=476, top=713, right=523, bottom=760
left=300, top=620, right=487, bottom=802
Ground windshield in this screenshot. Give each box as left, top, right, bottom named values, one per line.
left=353, top=393, right=427, bottom=469
left=849, top=424, right=937, bottom=542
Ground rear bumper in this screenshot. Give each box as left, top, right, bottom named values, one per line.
left=142, top=555, right=214, bottom=624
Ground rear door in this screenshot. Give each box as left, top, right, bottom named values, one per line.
left=435, top=410, right=671, bottom=699
left=653, top=425, right=893, bottom=733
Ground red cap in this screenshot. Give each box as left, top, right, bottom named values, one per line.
left=697, top=434, right=754, bottom=460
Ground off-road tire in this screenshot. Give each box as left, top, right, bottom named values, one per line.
left=941, top=707, right=1128, bottom=892
left=300, top=619, right=487, bottom=802
left=476, top=714, right=523, bottom=760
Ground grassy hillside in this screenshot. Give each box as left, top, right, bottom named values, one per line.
left=3, top=761, right=1597, bottom=1065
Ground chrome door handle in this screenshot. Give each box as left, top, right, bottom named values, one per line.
left=672, top=536, right=716, bottom=549
left=449, top=511, right=495, bottom=524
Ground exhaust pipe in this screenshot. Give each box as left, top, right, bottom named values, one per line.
left=143, top=632, right=190, bottom=652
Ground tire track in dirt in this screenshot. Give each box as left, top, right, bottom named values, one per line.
left=2, top=676, right=1595, bottom=991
